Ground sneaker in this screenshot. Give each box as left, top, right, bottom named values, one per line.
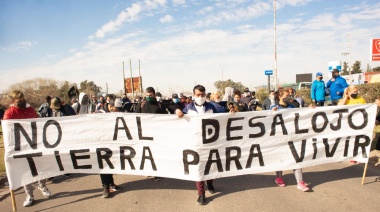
left=109, top=184, right=122, bottom=192
left=38, top=185, right=51, bottom=198
left=206, top=183, right=215, bottom=194
left=102, top=185, right=110, bottom=198
left=23, top=195, right=34, bottom=207
left=350, top=160, right=357, bottom=164
left=154, top=177, right=161, bottom=181
left=297, top=181, right=310, bottom=192
left=197, top=195, right=206, bottom=205
left=275, top=177, right=286, bottom=187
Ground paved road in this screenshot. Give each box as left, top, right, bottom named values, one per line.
left=0, top=161, right=379, bottom=212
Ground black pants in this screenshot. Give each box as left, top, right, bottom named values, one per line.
left=100, top=174, right=114, bottom=186
left=316, top=101, right=325, bottom=107
left=331, top=100, right=339, bottom=106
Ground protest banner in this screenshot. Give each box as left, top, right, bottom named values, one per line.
left=2, top=104, right=377, bottom=190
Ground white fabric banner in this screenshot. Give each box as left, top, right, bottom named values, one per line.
left=2, top=104, right=377, bottom=190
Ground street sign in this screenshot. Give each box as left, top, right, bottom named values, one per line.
left=371, top=38, right=380, bottom=61
left=265, top=70, right=273, bottom=75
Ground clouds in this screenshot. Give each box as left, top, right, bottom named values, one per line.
left=93, top=3, right=143, bottom=39
left=2, top=0, right=380, bottom=95
left=0, top=41, right=35, bottom=52
left=160, top=15, right=174, bottom=23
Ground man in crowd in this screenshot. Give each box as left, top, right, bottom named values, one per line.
left=262, top=90, right=276, bottom=110
left=3, top=90, right=52, bottom=207
left=72, top=92, right=90, bottom=114
left=311, top=72, right=326, bottom=106
left=177, top=85, right=217, bottom=205
left=287, top=87, right=301, bottom=108
left=209, top=91, right=227, bottom=113
left=167, top=93, right=184, bottom=114
left=135, top=87, right=166, bottom=181
left=37, top=95, right=52, bottom=117
left=326, top=69, right=348, bottom=105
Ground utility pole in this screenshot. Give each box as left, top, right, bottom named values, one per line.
left=129, top=59, right=134, bottom=100
left=342, top=35, right=352, bottom=84
left=273, top=0, right=278, bottom=90
left=122, top=61, right=126, bottom=94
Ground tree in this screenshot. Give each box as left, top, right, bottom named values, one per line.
left=341, top=62, right=349, bottom=76
left=352, top=61, right=362, bottom=74
left=58, top=81, right=77, bottom=103
left=7, top=78, right=61, bottom=108
left=79, top=80, right=102, bottom=97
left=214, top=79, right=247, bottom=95
left=372, top=66, right=380, bottom=72
left=366, top=63, right=372, bottom=72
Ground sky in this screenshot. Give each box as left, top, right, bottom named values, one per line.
left=1, top=0, right=380, bottom=96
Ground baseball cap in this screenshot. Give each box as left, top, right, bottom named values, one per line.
left=172, top=94, right=179, bottom=98
left=316, top=72, right=323, bottom=77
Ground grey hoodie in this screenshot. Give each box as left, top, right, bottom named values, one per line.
left=71, top=92, right=90, bottom=114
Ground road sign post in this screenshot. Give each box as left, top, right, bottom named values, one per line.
left=265, top=70, right=273, bottom=93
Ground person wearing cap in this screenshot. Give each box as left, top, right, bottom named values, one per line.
left=167, top=93, right=184, bottom=114
left=311, top=72, right=326, bottom=107
left=326, top=69, right=348, bottom=105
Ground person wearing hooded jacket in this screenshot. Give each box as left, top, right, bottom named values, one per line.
left=71, top=92, right=91, bottom=114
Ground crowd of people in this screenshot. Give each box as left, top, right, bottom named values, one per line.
left=2, top=68, right=380, bottom=207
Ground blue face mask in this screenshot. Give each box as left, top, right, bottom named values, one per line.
left=173, top=98, right=179, bottom=103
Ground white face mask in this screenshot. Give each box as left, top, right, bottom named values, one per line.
left=156, top=97, right=161, bottom=101
left=194, top=96, right=206, bottom=106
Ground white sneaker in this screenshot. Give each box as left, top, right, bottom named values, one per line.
left=38, top=185, right=51, bottom=198
left=23, top=195, right=34, bottom=207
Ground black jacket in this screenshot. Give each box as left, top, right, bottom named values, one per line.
left=135, top=100, right=166, bottom=114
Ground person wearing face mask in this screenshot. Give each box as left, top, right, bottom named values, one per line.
left=338, top=85, right=366, bottom=164
left=311, top=72, right=326, bottom=107
left=270, top=89, right=310, bottom=192
left=135, top=86, right=166, bottom=181
left=177, top=85, right=218, bottom=205
left=286, top=87, right=300, bottom=108
left=338, top=85, right=366, bottom=105
left=167, top=93, right=184, bottom=114
left=155, top=92, right=162, bottom=102
left=3, top=90, right=52, bottom=207
left=326, top=69, right=349, bottom=105
left=209, top=91, right=227, bottom=113
left=228, top=90, right=248, bottom=113
left=262, top=90, right=276, bottom=110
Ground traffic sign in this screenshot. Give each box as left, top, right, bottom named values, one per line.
left=265, top=70, right=273, bottom=75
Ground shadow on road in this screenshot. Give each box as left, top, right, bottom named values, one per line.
left=30, top=161, right=380, bottom=210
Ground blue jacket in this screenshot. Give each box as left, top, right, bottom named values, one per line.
left=182, top=102, right=217, bottom=114
left=311, top=80, right=326, bottom=102
left=209, top=101, right=227, bottom=113
left=326, top=75, right=348, bottom=100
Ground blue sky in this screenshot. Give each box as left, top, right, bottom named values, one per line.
left=1, top=0, right=380, bottom=96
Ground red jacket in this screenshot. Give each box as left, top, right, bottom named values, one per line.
left=3, top=106, right=38, bottom=120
